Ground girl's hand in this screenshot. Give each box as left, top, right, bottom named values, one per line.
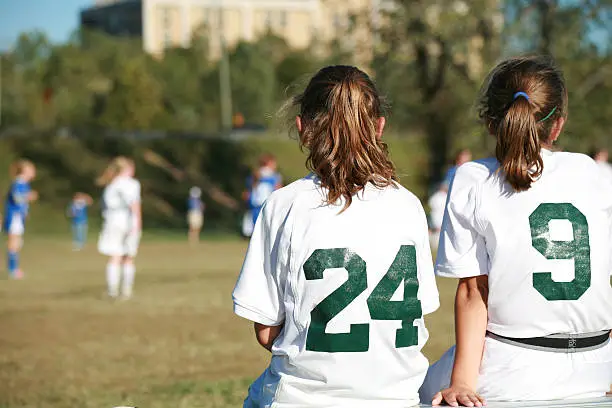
left=29, top=191, right=39, bottom=202
left=432, top=384, right=486, bottom=407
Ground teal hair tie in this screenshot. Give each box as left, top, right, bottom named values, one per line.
left=538, top=106, right=558, bottom=123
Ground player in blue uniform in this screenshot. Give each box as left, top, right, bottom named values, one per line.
left=248, top=154, right=282, bottom=226
left=187, top=187, right=205, bottom=245
left=3, top=160, right=38, bottom=279
left=68, top=193, right=93, bottom=251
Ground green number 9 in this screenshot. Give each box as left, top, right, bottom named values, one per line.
left=530, top=203, right=591, bottom=301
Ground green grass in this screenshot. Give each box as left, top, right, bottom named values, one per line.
left=0, top=235, right=456, bottom=408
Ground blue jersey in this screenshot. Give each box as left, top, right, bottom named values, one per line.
left=248, top=170, right=281, bottom=210
left=444, top=165, right=458, bottom=186
left=188, top=197, right=204, bottom=212
left=3, top=178, right=31, bottom=231
left=70, top=200, right=88, bottom=224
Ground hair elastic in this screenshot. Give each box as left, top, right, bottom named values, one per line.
left=537, top=106, right=558, bottom=124
left=513, top=92, right=530, bottom=101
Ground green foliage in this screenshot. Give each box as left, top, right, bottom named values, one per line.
left=99, top=57, right=164, bottom=130
left=1, top=0, right=612, bottom=195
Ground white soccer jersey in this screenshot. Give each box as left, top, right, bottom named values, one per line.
left=233, top=175, right=439, bottom=408
left=101, top=176, right=141, bottom=228
left=436, top=149, right=612, bottom=338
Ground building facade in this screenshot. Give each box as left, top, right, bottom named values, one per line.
left=81, top=0, right=383, bottom=58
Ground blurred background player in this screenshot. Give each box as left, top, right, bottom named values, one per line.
left=590, top=147, right=612, bottom=186
left=233, top=66, right=439, bottom=408
left=187, top=186, right=205, bottom=245
left=443, top=148, right=472, bottom=186
left=248, top=154, right=282, bottom=226
left=67, top=192, right=93, bottom=251
left=428, top=182, right=448, bottom=251
left=96, top=157, right=142, bottom=300
left=3, top=160, right=38, bottom=279
left=241, top=154, right=282, bottom=238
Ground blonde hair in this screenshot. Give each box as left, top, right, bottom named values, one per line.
left=96, top=156, right=134, bottom=186
left=478, top=56, right=567, bottom=192
left=292, top=65, right=396, bottom=210
left=10, top=159, right=35, bottom=179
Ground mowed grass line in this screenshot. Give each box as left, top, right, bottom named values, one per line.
left=0, top=237, right=456, bottom=408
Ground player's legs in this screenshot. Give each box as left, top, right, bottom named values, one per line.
left=106, top=255, right=122, bottom=298
left=187, top=211, right=203, bottom=245
left=99, top=225, right=126, bottom=298
left=6, top=215, right=25, bottom=279
left=120, top=232, right=140, bottom=299
left=72, top=222, right=87, bottom=250
left=243, top=369, right=266, bottom=408
left=121, top=256, right=135, bottom=299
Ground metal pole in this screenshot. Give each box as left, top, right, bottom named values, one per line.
left=0, top=53, right=3, bottom=129
left=218, top=2, right=233, bottom=134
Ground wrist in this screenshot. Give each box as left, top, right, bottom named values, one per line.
left=449, top=376, right=477, bottom=390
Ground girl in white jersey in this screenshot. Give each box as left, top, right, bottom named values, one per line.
left=97, top=157, right=142, bottom=300
left=420, top=56, right=612, bottom=406
left=232, top=66, right=440, bottom=408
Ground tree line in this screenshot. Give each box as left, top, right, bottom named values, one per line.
left=1, top=0, right=612, bottom=184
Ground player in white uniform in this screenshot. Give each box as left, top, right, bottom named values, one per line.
left=428, top=182, right=449, bottom=251
left=232, top=66, right=440, bottom=408
left=97, top=157, right=142, bottom=300
left=420, top=56, right=612, bottom=407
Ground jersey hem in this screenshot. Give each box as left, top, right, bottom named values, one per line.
left=435, top=264, right=487, bottom=279
left=233, top=300, right=284, bottom=326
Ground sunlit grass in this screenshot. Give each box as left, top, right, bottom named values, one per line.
left=0, top=236, right=456, bottom=408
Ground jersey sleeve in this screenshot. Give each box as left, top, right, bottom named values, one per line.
left=232, top=202, right=285, bottom=326
left=435, top=165, right=489, bottom=279
left=414, top=199, right=440, bottom=316
left=11, top=182, right=29, bottom=206
left=124, top=179, right=141, bottom=205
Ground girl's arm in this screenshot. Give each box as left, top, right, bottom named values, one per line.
left=131, top=201, right=142, bottom=232
left=433, top=275, right=488, bottom=408
left=28, top=191, right=38, bottom=202
left=254, top=322, right=283, bottom=352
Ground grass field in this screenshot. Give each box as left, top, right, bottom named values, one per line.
left=0, top=235, right=456, bottom=408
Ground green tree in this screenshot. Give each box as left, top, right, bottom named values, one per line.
left=99, top=57, right=164, bottom=130
left=374, top=0, right=502, bottom=183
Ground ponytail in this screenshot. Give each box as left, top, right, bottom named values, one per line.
left=478, top=56, right=567, bottom=192
left=96, top=156, right=134, bottom=186
left=294, top=65, right=396, bottom=210
left=495, top=96, right=543, bottom=191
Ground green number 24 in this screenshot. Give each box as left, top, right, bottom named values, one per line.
left=304, top=245, right=422, bottom=353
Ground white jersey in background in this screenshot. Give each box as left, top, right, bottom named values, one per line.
left=428, top=189, right=448, bottom=231
left=233, top=175, right=439, bottom=408
left=98, top=176, right=141, bottom=257
left=421, top=149, right=612, bottom=402
left=596, top=160, right=612, bottom=187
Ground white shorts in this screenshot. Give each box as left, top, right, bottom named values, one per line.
left=187, top=211, right=203, bottom=229
left=98, top=224, right=141, bottom=257
left=420, top=336, right=612, bottom=403
left=7, top=215, right=24, bottom=236
left=242, top=211, right=254, bottom=237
